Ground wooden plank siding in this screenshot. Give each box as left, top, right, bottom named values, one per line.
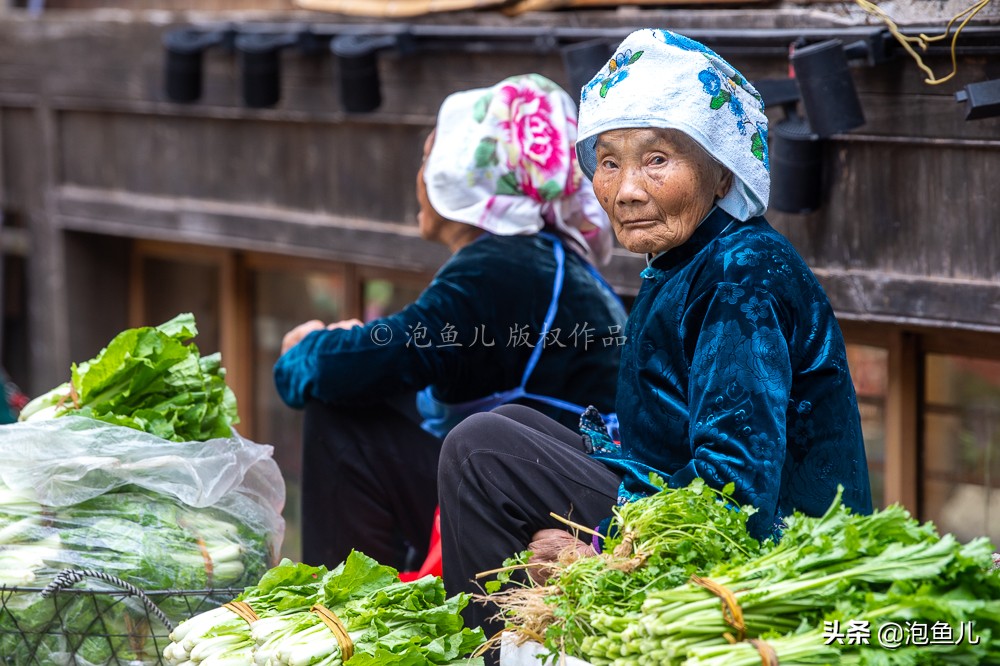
left=2, top=9, right=1000, bottom=394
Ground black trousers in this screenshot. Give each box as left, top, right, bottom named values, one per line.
left=301, top=395, right=441, bottom=571
left=438, top=404, right=622, bottom=663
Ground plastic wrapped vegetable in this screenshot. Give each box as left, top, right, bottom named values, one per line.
left=0, top=417, right=285, bottom=664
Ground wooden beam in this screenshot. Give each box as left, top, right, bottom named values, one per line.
left=221, top=251, right=254, bottom=438
left=128, top=244, right=143, bottom=330
left=507, top=0, right=774, bottom=11
left=25, top=101, right=72, bottom=394
left=883, top=330, right=920, bottom=513
left=54, top=185, right=451, bottom=272
left=815, top=269, right=1000, bottom=335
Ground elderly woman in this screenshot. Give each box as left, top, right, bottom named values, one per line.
left=274, top=74, right=627, bottom=572
left=437, top=29, right=873, bottom=649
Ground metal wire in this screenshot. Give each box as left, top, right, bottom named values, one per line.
left=41, top=569, right=175, bottom=632
left=0, top=572, right=241, bottom=665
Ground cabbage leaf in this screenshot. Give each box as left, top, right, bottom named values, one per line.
left=19, top=313, right=239, bottom=442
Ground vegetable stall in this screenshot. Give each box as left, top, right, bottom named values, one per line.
left=162, top=551, right=484, bottom=665
left=0, top=313, right=487, bottom=666
left=4, top=311, right=997, bottom=665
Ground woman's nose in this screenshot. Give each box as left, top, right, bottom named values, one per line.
left=616, top=166, right=648, bottom=204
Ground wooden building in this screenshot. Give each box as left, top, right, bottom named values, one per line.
left=1, top=0, right=999, bottom=558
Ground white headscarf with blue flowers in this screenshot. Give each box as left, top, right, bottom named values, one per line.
left=575, top=29, right=770, bottom=221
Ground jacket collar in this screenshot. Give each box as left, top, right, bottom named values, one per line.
left=644, top=206, right=734, bottom=274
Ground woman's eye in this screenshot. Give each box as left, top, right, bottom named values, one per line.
left=599, top=159, right=618, bottom=170
left=649, top=155, right=667, bottom=165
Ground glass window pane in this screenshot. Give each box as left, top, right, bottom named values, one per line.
left=363, top=278, right=426, bottom=322
left=141, top=257, right=221, bottom=353
left=252, top=266, right=346, bottom=562
left=846, top=344, right=888, bottom=509
left=923, top=353, right=1000, bottom=545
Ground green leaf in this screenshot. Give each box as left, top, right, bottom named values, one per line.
left=628, top=50, right=644, bottom=64
left=323, top=550, right=400, bottom=605
left=495, top=172, right=522, bottom=196
left=473, top=138, right=499, bottom=168
left=710, top=91, right=730, bottom=110
left=472, top=92, right=493, bottom=123
left=18, top=313, right=239, bottom=441
left=153, top=312, right=198, bottom=341
left=537, top=179, right=564, bottom=202
left=752, top=131, right=765, bottom=160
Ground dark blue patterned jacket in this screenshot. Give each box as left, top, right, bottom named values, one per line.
left=594, top=207, right=873, bottom=539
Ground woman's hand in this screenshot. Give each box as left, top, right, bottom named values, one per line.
left=527, top=529, right=596, bottom=585
left=326, top=318, right=363, bottom=331
left=280, top=320, right=326, bottom=355
left=281, top=318, right=365, bottom=356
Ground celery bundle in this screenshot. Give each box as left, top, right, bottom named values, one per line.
left=486, top=477, right=764, bottom=657
left=579, top=492, right=1000, bottom=664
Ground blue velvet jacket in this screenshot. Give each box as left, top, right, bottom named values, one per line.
left=595, top=208, right=873, bottom=538
left=274, top=234, right=627, bottom=431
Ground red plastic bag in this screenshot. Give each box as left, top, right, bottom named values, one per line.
left=399, top=507, right=442, bottom=582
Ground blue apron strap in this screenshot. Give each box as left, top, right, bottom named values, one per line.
left=519, top=391, right=586, bottom=415
left=418, top=233, right=622, bottom=439
left=518, top=232, right=565, bottom=388
left=580, top=258, right=626, bottom=311
left=417, top=385, right=527, bottom=438
left=520, top=391, right=620, bottom=441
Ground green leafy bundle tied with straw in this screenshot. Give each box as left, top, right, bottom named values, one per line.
left=487, top=481, right=1000, bottom=665
left=579, top=491, right=1000, bottom=665
left=484, top=476, right=766, bottom=658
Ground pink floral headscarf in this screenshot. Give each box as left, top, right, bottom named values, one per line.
left=423, top=74, right=613, bottom=265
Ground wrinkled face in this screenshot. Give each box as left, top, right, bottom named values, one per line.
left=592, top=128, right=732, bottom=256
left=416, top=130, right=449, bottom=242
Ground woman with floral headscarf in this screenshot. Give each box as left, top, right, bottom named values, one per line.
left=437, top=31, right=872, bottom=655
left=274, top=74, right=626, bottom=572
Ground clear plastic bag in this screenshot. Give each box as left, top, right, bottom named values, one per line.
left=0, top=416, right=284, bottom=586
left=0, top=416, right=285, bottom=664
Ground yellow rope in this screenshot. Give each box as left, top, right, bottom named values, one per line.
left=691, top=575, right=746, bottom=643
left=310, top=604, right=354, bottom=661
left=223, top=601, right=260, bottom=625
left=854, top=0, right=994, bottom=85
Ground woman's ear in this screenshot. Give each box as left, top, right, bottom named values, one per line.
left=715, top=169, right=734, bottom=200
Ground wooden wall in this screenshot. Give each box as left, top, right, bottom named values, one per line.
left=1, top=8, right=999, bottom=393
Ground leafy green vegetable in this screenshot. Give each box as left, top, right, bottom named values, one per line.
left=19, top=312, right=239, bottom=442
left=165, top=552, right=486, bottom=665
left=0, top=479, right=273, bottom=665
left=562, top=489, right=1000, bottom=665
left=486, top=476, right=765, bottom=658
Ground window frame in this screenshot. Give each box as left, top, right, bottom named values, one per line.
left=841, top=318, right=1000, bottom=522
left=130, top=240, right=436, bottom=443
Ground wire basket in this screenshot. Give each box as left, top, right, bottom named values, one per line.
left=0, top=569, right=242, bottom=665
